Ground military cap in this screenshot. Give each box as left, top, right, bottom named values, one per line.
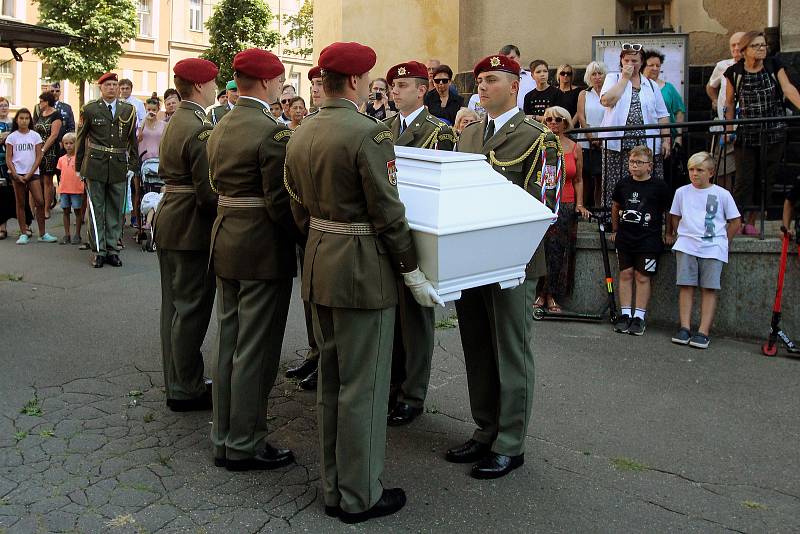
left=97, top=72, right=118, bottom=85
left=233, top=49, right=284, bottom=80
left=173, top=58, right=218, bottom=84
left=318, top=42, right=376, bottom=76
left=386, top=61, right=428, bottom=85
left=307, top=66, right=322, bottom=81
left=225, top=80, right=237, bottom=91
left=473, top=54, right=521, bottom=78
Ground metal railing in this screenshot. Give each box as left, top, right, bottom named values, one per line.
left=571, top=115, right=800, bottom=239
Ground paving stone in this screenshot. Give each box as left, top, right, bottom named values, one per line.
left=29, top=495, right=70, bottom=514
left=41, top=509, right=78, bottom=532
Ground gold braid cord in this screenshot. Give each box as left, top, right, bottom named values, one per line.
left=208, top=169, right=217, bottom=194
left=421, top=124, right=441, bottom=150
left=487, top=132, right=565, bottom=193
left=283, top=165, right=302, bottom=204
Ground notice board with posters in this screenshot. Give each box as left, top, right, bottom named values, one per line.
left=592, top=33, right=690, bottom=113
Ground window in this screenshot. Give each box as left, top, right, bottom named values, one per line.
left=0, top=62, right=14, bottom=104
left=1, top=0, right=14, bottom=18
left=137, top=0, right=152, bottom=37
left=189, top=0, right=203, bottom=31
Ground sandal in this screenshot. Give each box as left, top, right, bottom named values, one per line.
left=534, top=296, right=546, bottom=309
left=547, top=299, right=562, bottom=313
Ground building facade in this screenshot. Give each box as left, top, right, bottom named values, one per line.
left=0, top=0, right=311, bottom=110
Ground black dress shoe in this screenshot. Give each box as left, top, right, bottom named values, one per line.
left=324, top=505, right=341, bottom=517
left=105, top=254, right=122, bottom=267
left=445, top=439, right=491, bottom=463
left=92, top=255, right=104, bottom=268
left=339, top=488, right=406, bottom=524
left=225, top=443, right=295, bottom=471
left=470, top=452, right=524, bottom=479
left=298, top=368, right=317, bottom=390
left=167, top=390, right=212, bottom=412
left=213, top=456, right=226, bottom=467
left=285, top=359, right=317, bottom=379
left=387, top=402, right=423, bottom=426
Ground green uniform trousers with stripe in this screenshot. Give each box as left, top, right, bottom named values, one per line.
left=85, top=179, right=126, bottom=255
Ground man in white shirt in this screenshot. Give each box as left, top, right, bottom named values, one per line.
left=119, top=79, right=147, bottom=127
left=499, top=45, right=534, bottom=111
left=706, top=32, right=745, bottom=119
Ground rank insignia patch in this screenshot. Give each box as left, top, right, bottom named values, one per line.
left=197, top=130, right=211, bottom=141
left=373, top=130, right=393, bottom=144
left=274, top=130, right=292, bottom=142
left=387, top=160, right=398, bottom=186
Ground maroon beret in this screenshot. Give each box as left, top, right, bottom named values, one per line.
left=173, top=58, right=219, bottom=84
left=97, top=72, right=118, bottom=85
left=318, top=42, right=376, bottom=76
left=233, top=48, right=284, bottom=80
left=473, top=55, right=521, bottom=78
left=386, top=61, right=428, bottom=85
left=307, top=66, right=322, bottom=81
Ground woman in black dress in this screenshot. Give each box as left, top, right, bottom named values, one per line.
left=34, top=91, right=62, bottom=219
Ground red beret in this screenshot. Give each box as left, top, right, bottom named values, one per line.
left=173, top=58, right=218, bottom=84
left=318, top=42, right=376, bottom=76
left=307, top=66, right=322, bottom=81
left=97, top=72, right=117, bottom=85
left=386, top=61, right=428, bottom=85
left=233, top=48, right=284, bottom=80
left=473, top=55, right=521, bottom=78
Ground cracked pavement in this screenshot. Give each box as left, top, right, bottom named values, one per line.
left=1, top=218, right=800, bottom=533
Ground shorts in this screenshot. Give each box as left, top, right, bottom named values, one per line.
left=675, top=251, right=723, bottom=290
left=617, top=249, right=660, bottom=276
left=60, top=193, right=83, bottom=209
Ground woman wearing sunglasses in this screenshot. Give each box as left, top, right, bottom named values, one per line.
left=423, top=65, right=463, bottom=125
left=599, top=43, right=671, bottom=210
left=554, top=64, right=581, bottom=117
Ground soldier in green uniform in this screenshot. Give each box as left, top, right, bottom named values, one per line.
left=382, top=60, right=456, bottom=426
left=153, top=58, right=219, bottom=412
left=206, top=80, right=238, bottom=125
left=206, top=49, right=303, bottom=471
left=447, top=54, right=562, bottom=479
left=284, top=42, right=441, bottom=524
left=76, top=72, right=139, bottom=268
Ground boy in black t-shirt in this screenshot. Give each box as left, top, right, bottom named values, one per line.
left=610, top=146, right=672, bottom=335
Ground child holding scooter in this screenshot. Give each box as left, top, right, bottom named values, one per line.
left=666, top=152, right=741, bottom=349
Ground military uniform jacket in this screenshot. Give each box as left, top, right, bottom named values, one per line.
left=457, top=110, right=562, bottom=279
left=284, top=98, right=418, bottom=310
left=206, top=104, right=231, bottom=125
left=207, top=97, right=301, bottom=280
left=383, top=107, right=455, bottom=150
left=153, top=101, right=217, bottom=251
left=76, top=99, right=138, bottom=183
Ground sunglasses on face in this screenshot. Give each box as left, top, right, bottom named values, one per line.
left=622, top=42, right=643, bottom=51
left=544, top=117, right=565, bottom=124
left=433, top=78, right=450, bottom=84
left=281, top=99, right=292, bottom=104
left=559, top=71, right=573, bottom=77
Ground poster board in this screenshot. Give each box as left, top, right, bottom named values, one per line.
left=592, top=33, right=689, bottom=113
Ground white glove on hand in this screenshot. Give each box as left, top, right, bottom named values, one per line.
left=402, top=268, right=444, bottom=308
left=126, top=170, right=134, bottom=181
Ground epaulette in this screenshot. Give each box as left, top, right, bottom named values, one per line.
left=522, top=117, right=547, bottom=132
left=382, top=114, right=397, bottom=126
left=359, top=111, right=383, bottom=124
left=194, top=110, right=211, bottom=125
left=261, top=108, right=280, bottom=124
left=425, top=114, right=446, bottom=127
left=462, top=120, right=482, bottom=131
left=305, top=109, right=320, bottom=120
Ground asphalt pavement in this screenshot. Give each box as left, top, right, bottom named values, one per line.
left=0, top=214, right=798, bottom=533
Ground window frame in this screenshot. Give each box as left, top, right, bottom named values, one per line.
left=189, top=0, right=203, bottom=32
left=137, top=0, right=153, bottom=38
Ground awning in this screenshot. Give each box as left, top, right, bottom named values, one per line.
left=0, top=19, right=73, bottom=50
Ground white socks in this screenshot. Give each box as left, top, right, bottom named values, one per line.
left=634, top=308, right=646, bottom=320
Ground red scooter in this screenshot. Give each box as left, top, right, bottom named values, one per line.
left=762, top=226, right=800, bottom=357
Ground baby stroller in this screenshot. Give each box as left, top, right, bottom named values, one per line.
left=136, top=157, right=163, bottom=250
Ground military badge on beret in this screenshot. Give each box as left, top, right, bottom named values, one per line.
left=490, top=56, right=501, bottom=67
left=397, top=67, right=407, bottom=76
left=387, top=160, right=398, bottom=186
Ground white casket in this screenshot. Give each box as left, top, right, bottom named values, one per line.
left=395, top=146, right=555, bottom=302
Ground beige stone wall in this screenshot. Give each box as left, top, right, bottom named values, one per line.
left=781, top=0, right=800, bottom=52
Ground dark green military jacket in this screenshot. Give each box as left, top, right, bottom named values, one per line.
left=76, top=99, right=138, bottom=183
left=457, top=109, right=562, bottom=279
left=383, top=107, right=455, bottom=150
left=153, top=101, right=217, bottom=251
left=207, top=96, right=301, bottom=280
left=284, top=98, right=418, bottom=310
left=206, top=104, right=232, bottom=125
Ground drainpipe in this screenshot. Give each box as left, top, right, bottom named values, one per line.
left=765, top=0, right=780, bottom=55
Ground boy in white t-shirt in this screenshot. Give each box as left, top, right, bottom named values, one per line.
left=666, top=152, right=741, bottom=349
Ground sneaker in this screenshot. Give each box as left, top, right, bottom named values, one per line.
left=689, top=333, right=710, bottom=349
left=627, top=317, right=646, bottom=336
left=60, top=235, right=71, bottom=245
left=38, top=233, right=58, bottom=243
left=16, top=234, right=29, bottom=245
left=71, top=236, right=82, bottom=245
left=671, top=327, right=691, bottom=345
left=614, top=314, right=631, bottom=333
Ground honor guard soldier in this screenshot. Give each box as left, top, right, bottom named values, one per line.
left=284, top=41, right=442, bottom=524
left=153, top=58, right=219, bottom=412
left=309, top=65, right=325, bottom=109
left=206, top=80, right=238, bottom=125
left=75, top=72, right=139, bottom=268
left=206, top=48, right=303, bottom=471
left=448, top=54, right=563, bottom=479
left=383, top=60, right=455, bottom=426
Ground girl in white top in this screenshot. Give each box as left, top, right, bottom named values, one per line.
left=5, top=107, right=56, bottom=244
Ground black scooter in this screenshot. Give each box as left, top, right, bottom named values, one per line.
left=533, top=212, right=619, bottom=324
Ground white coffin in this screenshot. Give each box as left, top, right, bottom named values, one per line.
left=395, top=146, right=556, bottom=303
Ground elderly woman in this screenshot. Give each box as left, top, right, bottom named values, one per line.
left=34, top=91, right=62, bottom=219
left=534, top=106, right=591, bottom=313
left=454, top=107, right=479, bottom=136
left=576, top=61, right=607, bottom=207
left=424, top=65, right=463, bottom=125
left=723, top=31, right=800, bottom=235
left=599, top=44, right=671, bottom=209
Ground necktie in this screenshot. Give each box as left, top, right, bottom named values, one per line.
left=401, top=119, right=407, bottom=134
left=108, top=104, right=113, bottom=116
left=483, top=119, right=495, bottom=145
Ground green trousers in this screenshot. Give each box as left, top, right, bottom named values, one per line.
left=312, top=303, right=394, bottom=513
left=212, top=276, right=292, bottom=460
left=298, top=246, right=320, bottom=363
left=158, top=249, right=215, bottom=400
left=392, top=282, right=435, bottom=408
left=454, top=280, right=535, bottom=457
left=85, top=179, right=126, bottom=255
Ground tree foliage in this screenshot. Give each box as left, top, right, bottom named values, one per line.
left=283, top=0, right=313, bottom=58
left=34, top=0, right=137, bottom=107
left=202, top=0, right=281, bottom=87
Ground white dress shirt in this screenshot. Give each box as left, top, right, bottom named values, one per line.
left=398, top=105, right=425, bottom=130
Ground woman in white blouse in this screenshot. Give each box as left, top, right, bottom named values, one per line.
left=575, top=61, right=607, bottom=207
left=598, top=45, right=671, bottom=209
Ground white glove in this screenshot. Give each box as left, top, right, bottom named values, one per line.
left=76, top=172, right=82, bottom=181
left=402, top=268, right=444, bottom=308
left=126, top=170, right=134, bottom=181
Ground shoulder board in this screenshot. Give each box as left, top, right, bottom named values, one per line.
left=197, top=129, right=212, bottom=142
left=382, top=114, right=397, bottom=126
left=425, top=114, right=445, bottom=126
left=305, top=109, right=320, bottom=119
left=193, top=110, right=211, bottom=125
left=462, top=120, right=482, bottom=131
left=523, top=117, right=547, bottom=131
left=274, top=129, right=292, bottom=142
left=373, top=130, right=393, bottom=144
left=262, top=108, right=280, bottom=124
left=360, top=112, right=383, bottom=124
